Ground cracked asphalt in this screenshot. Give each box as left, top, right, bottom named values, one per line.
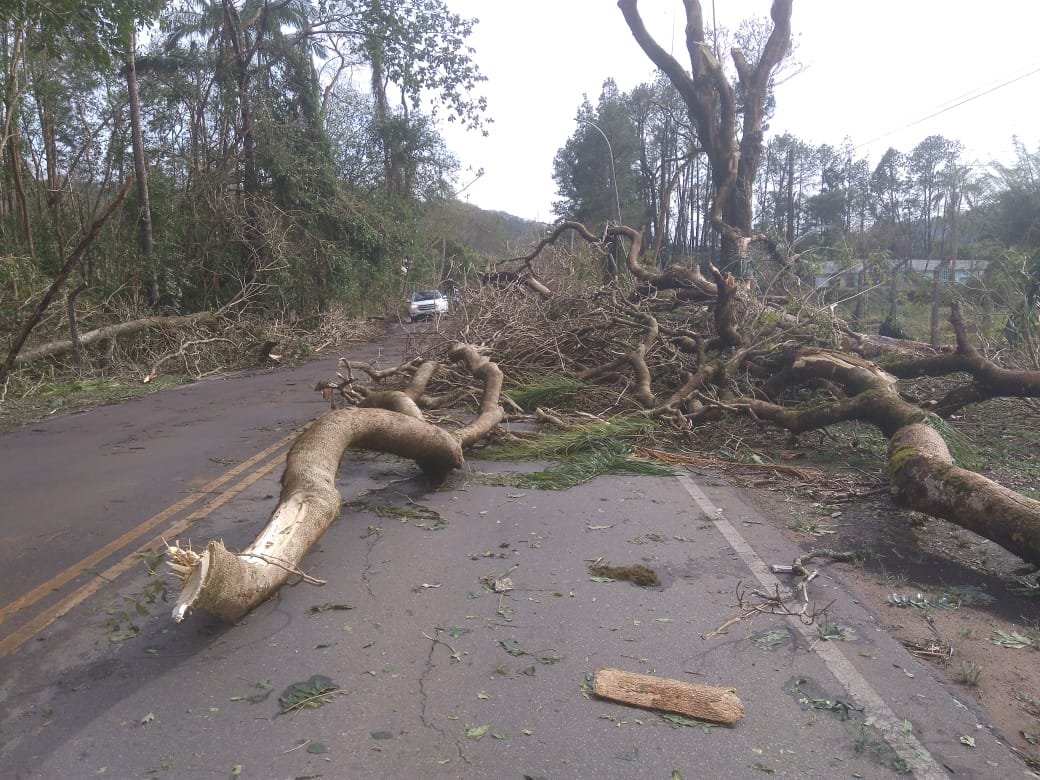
left=0, top=339, right=1032, bottom=779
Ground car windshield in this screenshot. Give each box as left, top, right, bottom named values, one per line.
left=412, top=290, right=441, bottom=301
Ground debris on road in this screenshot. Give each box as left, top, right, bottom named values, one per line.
left=593, top=667, right=744, bottom=724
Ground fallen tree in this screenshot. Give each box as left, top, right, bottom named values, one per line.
left=167, top=343, right=504, bottom=622
left=162, top=233, right=1040, bottom=625
left=735, top=347, right=1040, bottom=566
left=413, top=227, right=1040, bottom=570
left=1, top=176, right=134, bottom=384
left=14, top=312, right=217, bottom=366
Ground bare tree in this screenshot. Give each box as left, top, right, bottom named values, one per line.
left=618, top=0, right=794, bottom=273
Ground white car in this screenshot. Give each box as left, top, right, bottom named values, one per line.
left=406, top=289, right=449, bottom=321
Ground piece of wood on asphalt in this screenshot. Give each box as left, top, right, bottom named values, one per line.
left=593, top=667, right=744, bottom=724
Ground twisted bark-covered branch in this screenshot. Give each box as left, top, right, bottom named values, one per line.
left=168, top=343, right=506, bottom=623
left=168, top=408, right=464, bottom=622
left=887, top=302, right=1040, bottom=414
left=577, top=309, right=660, bottom=408
left=727, top=347, right=1040, bottom=565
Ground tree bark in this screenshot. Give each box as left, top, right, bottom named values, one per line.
left=14, top=312, right=217, bottom=365
left=1, top=176, right=134, bottom=384
left=886, top=301, right=1040, bottom=414
left=169, top=407, right=465, bottom=622
left=618, top=0, right=793, bottom=274
left=594, top=667, right=743, bottom=724
left=737, top=346, right=1040, bottom=566
left=125, top=32, right=158, bottom=308
left=168, top=343, right=505, bottom=623
left=889, top=423, right=1040, bottom=566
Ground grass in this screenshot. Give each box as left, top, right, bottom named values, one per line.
left=875, top=565, right=910, bottom=588
left=477, top=416, right=657, bottom=461
left=958, top=662, right=984, bottom=687
left=1, top=373, right=182, bottom=432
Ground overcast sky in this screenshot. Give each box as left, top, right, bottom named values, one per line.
left=437, top=1, right=1040, bottom=222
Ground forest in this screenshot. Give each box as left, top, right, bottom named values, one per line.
left=1, top=1, right=1037, bottom=357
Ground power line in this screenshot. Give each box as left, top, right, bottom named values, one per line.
left=855, top=62, right=1040, bottom=151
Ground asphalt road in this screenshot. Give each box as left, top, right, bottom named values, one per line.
left=0, top=330, right=1031, bottom=779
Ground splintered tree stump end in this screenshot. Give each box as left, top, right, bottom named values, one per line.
left=593, top=667, right=744, bottom=724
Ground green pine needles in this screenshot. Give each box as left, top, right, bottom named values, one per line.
left=475, top=418, right=673, bottom=490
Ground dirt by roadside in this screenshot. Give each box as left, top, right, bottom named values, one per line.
left=720, top=413, right=1040, bottom=772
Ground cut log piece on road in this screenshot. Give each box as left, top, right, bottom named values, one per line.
left=593, top=667, right=744, bottom=724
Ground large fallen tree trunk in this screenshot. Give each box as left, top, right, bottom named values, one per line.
left=735, top=348, right=1040, bottom=566
left=888, top=423, right=1040, bottom=565
left=14, top=312, right=217, bottom=365
left=168, top=408, right=464, bottom=622
left=168, top=343, right=504, bottom=623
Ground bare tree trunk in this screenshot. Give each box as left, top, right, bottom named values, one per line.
left=1, top=176, right=134, bottom=383
left=167, top=343, right=505, bottom=623
left=126, top=32, right=158, bottom=308
left=7, top=121, right=33, bottom=259
left=929, top=274, right=940, bottom=346
left=66, top=281, right=88, bottom=365
left=618, top=0, right=793, bottom=277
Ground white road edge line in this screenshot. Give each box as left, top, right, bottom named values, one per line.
left=677, top=474, right=949, bottom=780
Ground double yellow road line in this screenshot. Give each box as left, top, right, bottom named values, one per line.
left=0, top=431, right=299, bottom=659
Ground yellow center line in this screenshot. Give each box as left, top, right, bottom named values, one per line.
left=0, top=430, right=298, bottom=628
left=0, top=442, right=292, bottom=659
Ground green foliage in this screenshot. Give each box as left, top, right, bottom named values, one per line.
left=480, top=417, right=657, bottom=461
left=476, top=418, right=673, bottom=490
left=552, top=80, right=645, bottom=230
left=278, top=674, right=342, bottom=713
left=3, top=0, right=164, bottom=66
left=506, top=374, right=586, bottom=412
left=344, top=0, right=488, bottom=131
left=480, top=446, right=673, bottom=491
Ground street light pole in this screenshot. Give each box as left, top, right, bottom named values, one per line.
left=579, top=119, right=623, bottom=225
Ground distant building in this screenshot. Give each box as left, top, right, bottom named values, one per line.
left=811, top=257, right=990, bottom=289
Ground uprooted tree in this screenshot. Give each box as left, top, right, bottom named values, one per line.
left=165, top=0, right=1040, bottom=623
